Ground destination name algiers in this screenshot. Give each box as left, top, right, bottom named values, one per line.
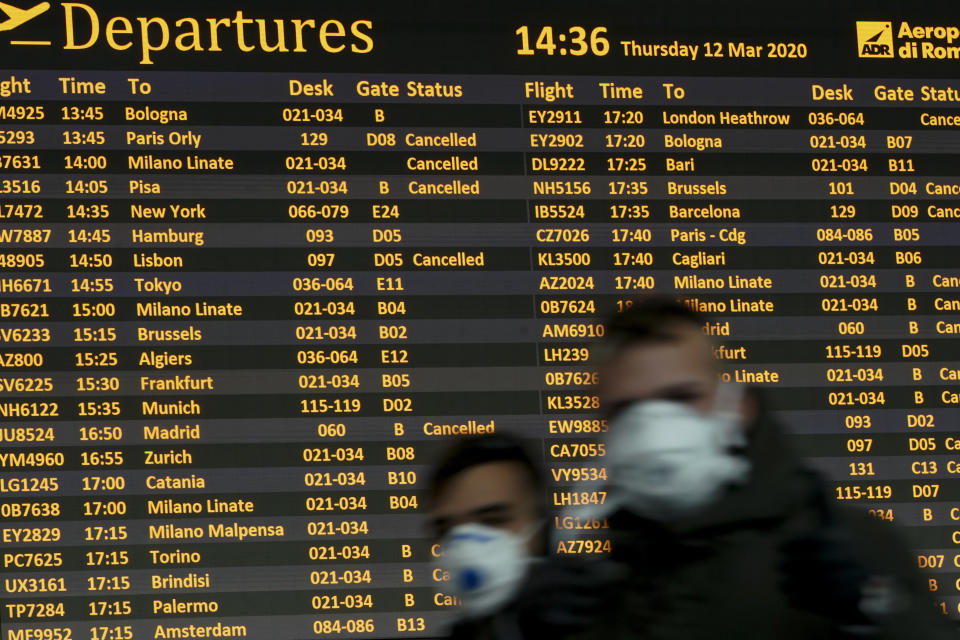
left=140, top=350, right=192, bottom=369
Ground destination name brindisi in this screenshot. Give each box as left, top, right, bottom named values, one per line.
left=59, top=3, right=374, bottom=64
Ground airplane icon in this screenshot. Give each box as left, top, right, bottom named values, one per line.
left=865, top=27, right=888, bottom=43
left=0, top=2, right=50, bottom=32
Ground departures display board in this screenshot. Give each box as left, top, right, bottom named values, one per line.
left=4, top=0, right=960, bottom=637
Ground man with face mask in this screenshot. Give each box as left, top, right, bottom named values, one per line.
left=428, top=434, right=624, bottom=639
left=566, top=295, right=949, bottom=640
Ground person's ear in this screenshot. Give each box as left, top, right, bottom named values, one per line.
left=739, top=386, right=757, bottom=431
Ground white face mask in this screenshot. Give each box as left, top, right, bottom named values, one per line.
left=435, top=523, right=534, bottom=618
left=601, top=383, right=751, bottom=520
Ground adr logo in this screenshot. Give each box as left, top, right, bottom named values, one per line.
left=856, top=21, right=894, bottom=58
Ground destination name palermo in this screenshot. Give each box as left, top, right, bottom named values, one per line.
left=153, top=597, right=218, bottom=615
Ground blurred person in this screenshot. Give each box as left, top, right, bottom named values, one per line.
left=428, top=433, right=623, bottom=639
left=562, top=295, right=949, bottom=639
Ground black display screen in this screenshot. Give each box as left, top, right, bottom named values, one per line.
left=3, top=1, right=960, bottom=637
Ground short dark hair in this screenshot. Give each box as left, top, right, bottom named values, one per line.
left=605, top=294, right=706, bottom=345
left=427, top=433, right=543, bottom=514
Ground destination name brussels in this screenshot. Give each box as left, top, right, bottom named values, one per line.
left=60, top=3, right=373, bottom=64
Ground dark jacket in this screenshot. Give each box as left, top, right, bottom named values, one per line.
left=443, top=395, right=950, bottom=639
left=567, top=394, right=951, bottom=640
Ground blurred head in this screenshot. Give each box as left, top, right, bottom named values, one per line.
left=428, top=433, right=544, bottom=554
left=599, top=295, right=741, bottom=421
left=427, top=434, right=545, bottom=617
left=594, top=296, right=752, bottom=520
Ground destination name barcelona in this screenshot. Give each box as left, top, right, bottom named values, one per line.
left=59, top=3, right=373, bottom=64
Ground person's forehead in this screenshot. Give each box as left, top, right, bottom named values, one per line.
left=431, top=461, right=532, bottom=514
left=600, top=329, right=716, bottom=389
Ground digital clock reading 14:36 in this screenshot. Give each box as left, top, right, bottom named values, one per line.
left=516, top=25, right=610, bottom=56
